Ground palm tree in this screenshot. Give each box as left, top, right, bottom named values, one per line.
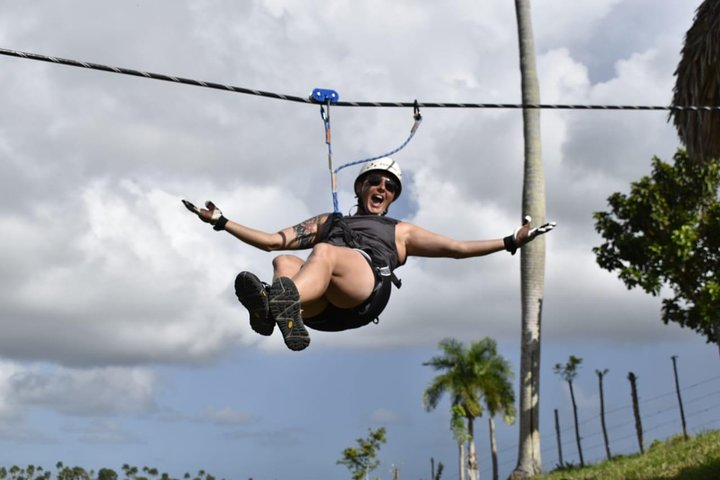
left=512, top=0, right=548, bottom=477
left=450, top=404, right=471, bottom=480
left=423, top=337, right=516, bottom=480
left=671, top=0, right=720, bottom=163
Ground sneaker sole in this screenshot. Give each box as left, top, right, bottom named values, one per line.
left=268, top=277, right=310, bottom=351
left=234, top=272, right=274, bottom=336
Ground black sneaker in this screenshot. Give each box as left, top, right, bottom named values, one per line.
left=268, top=277, right=310, bottom=351
left=234, top=272, right=274, bottom=336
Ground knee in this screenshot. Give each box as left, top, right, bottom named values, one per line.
left=272, top=254, right=302, bottom=271
left=309, top=242, right=334, bottom=259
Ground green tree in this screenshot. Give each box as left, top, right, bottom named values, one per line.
left=97, top=468, right=118, bottom=480
left=56, top=465, right=91, bottom=480
left=423, top=337, right=516, bottom=480
left=142, top=466, right=159, bottom=478
left=337, top=427, right=387, bottom=480
left=554, top=355, right=584, bottom=467
left=513, top=0, right=549, bottom=476
left=593, top=150, right=720, bottom=353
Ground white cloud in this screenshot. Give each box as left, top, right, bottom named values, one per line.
left=0, top=362, right=25, bottom=420
left=0, top=2, right=711, bottom=479
left=0, top=0, right=700, bottom=362
left=534, top=0, right=624, bottom=47
left=0, top=0, right=705, bottom=361
left=1, top=362, right=158, bottom=417
left=0, top=175, right=328, bottom=364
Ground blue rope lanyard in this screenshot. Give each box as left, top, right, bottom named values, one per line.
left=316, top=89, right=422, bottom=214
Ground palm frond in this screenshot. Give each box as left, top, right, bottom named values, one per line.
left=671, top=0, right=720, bottom=162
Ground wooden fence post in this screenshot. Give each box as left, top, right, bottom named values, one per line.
left=627, top=372, right=644, bottom=454
left=596, top=369, right=612, bottom=460
left=671, top=355, right=689, bottom=440
left=554, top=409, right=564, bottom=468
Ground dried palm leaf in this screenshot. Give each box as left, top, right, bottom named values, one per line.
left=671, top=0, right=720, bottom=162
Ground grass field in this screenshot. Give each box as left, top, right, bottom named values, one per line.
left=536, top=430, right=720, bottom=480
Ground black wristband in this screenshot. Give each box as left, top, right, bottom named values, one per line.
left=213, top=216, right=228, bottom=231
left=503, top=235, right=518, bottom=255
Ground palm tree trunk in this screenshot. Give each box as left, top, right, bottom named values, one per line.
left=459, top=442, right=466, bottom=480
left=467, top=418, right=479, bottom=480
left=512, top=0, right=546, bottom=477
left=489, top=416, right=499, bottom=480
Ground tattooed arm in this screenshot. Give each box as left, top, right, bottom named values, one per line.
left=222, top=213, right=330, bottom=251
left=276, top=214, right=331, bottom=250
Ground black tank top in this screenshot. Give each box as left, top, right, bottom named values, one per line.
left=321, top=214, right=401, bottom=271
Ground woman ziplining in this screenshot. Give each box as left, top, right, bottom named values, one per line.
left=182, top=157, right=556, bottom=351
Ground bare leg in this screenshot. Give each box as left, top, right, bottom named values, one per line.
left=272, top=254, right=328, bottom=317
left=272, top=244, right=376, bottom=316
left=272, top=254, right=305, bottom=279
left=268, top=244, right=376, bottom=351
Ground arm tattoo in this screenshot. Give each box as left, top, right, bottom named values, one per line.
left=292, top=221, right=316, bottom=248
left=285, top=214, right=326, bottom=249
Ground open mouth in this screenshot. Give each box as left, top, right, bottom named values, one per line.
left=370, top=194, right=385, bottom=209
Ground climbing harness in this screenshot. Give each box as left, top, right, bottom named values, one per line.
left=310, top=88, right=422, bottom=213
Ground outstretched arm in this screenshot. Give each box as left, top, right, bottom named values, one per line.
left=182, top=200, right=329, bottom=251
left=399, top=215, right=556, bottom=259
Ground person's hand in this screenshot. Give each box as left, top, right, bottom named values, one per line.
left=504, top=215, right=557, bottom=254
left=182, top=200, right=228, bottom=231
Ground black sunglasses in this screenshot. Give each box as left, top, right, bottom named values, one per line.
left=365, top=174, right=399, bottom=194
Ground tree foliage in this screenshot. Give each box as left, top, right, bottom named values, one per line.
left=553, top=355, right=582, bottom=383
left=423, top=337, right=515, bottom=480
left=337, top=427, right=387, bottom=480
left=593, top=150, right=720, bottom=346
left=423, top=338, right=514, bottom=421
left=0, top=463, right=220, bottom=480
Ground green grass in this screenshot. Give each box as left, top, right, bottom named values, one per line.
left=536, top=430, right=720, bottom=480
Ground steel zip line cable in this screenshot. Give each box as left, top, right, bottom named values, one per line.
left=2, top=47, right=720, bottom=111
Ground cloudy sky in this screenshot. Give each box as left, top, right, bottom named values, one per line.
left=1, top=1, right=718, bottom=479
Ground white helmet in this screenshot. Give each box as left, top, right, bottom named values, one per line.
left=354, top=157, right=403, bottom=200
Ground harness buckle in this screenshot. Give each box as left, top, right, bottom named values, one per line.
left=377, top=266, right=402, bottom=289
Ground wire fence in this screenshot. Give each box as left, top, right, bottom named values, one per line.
left=476, top=373, right=720, bottom=479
